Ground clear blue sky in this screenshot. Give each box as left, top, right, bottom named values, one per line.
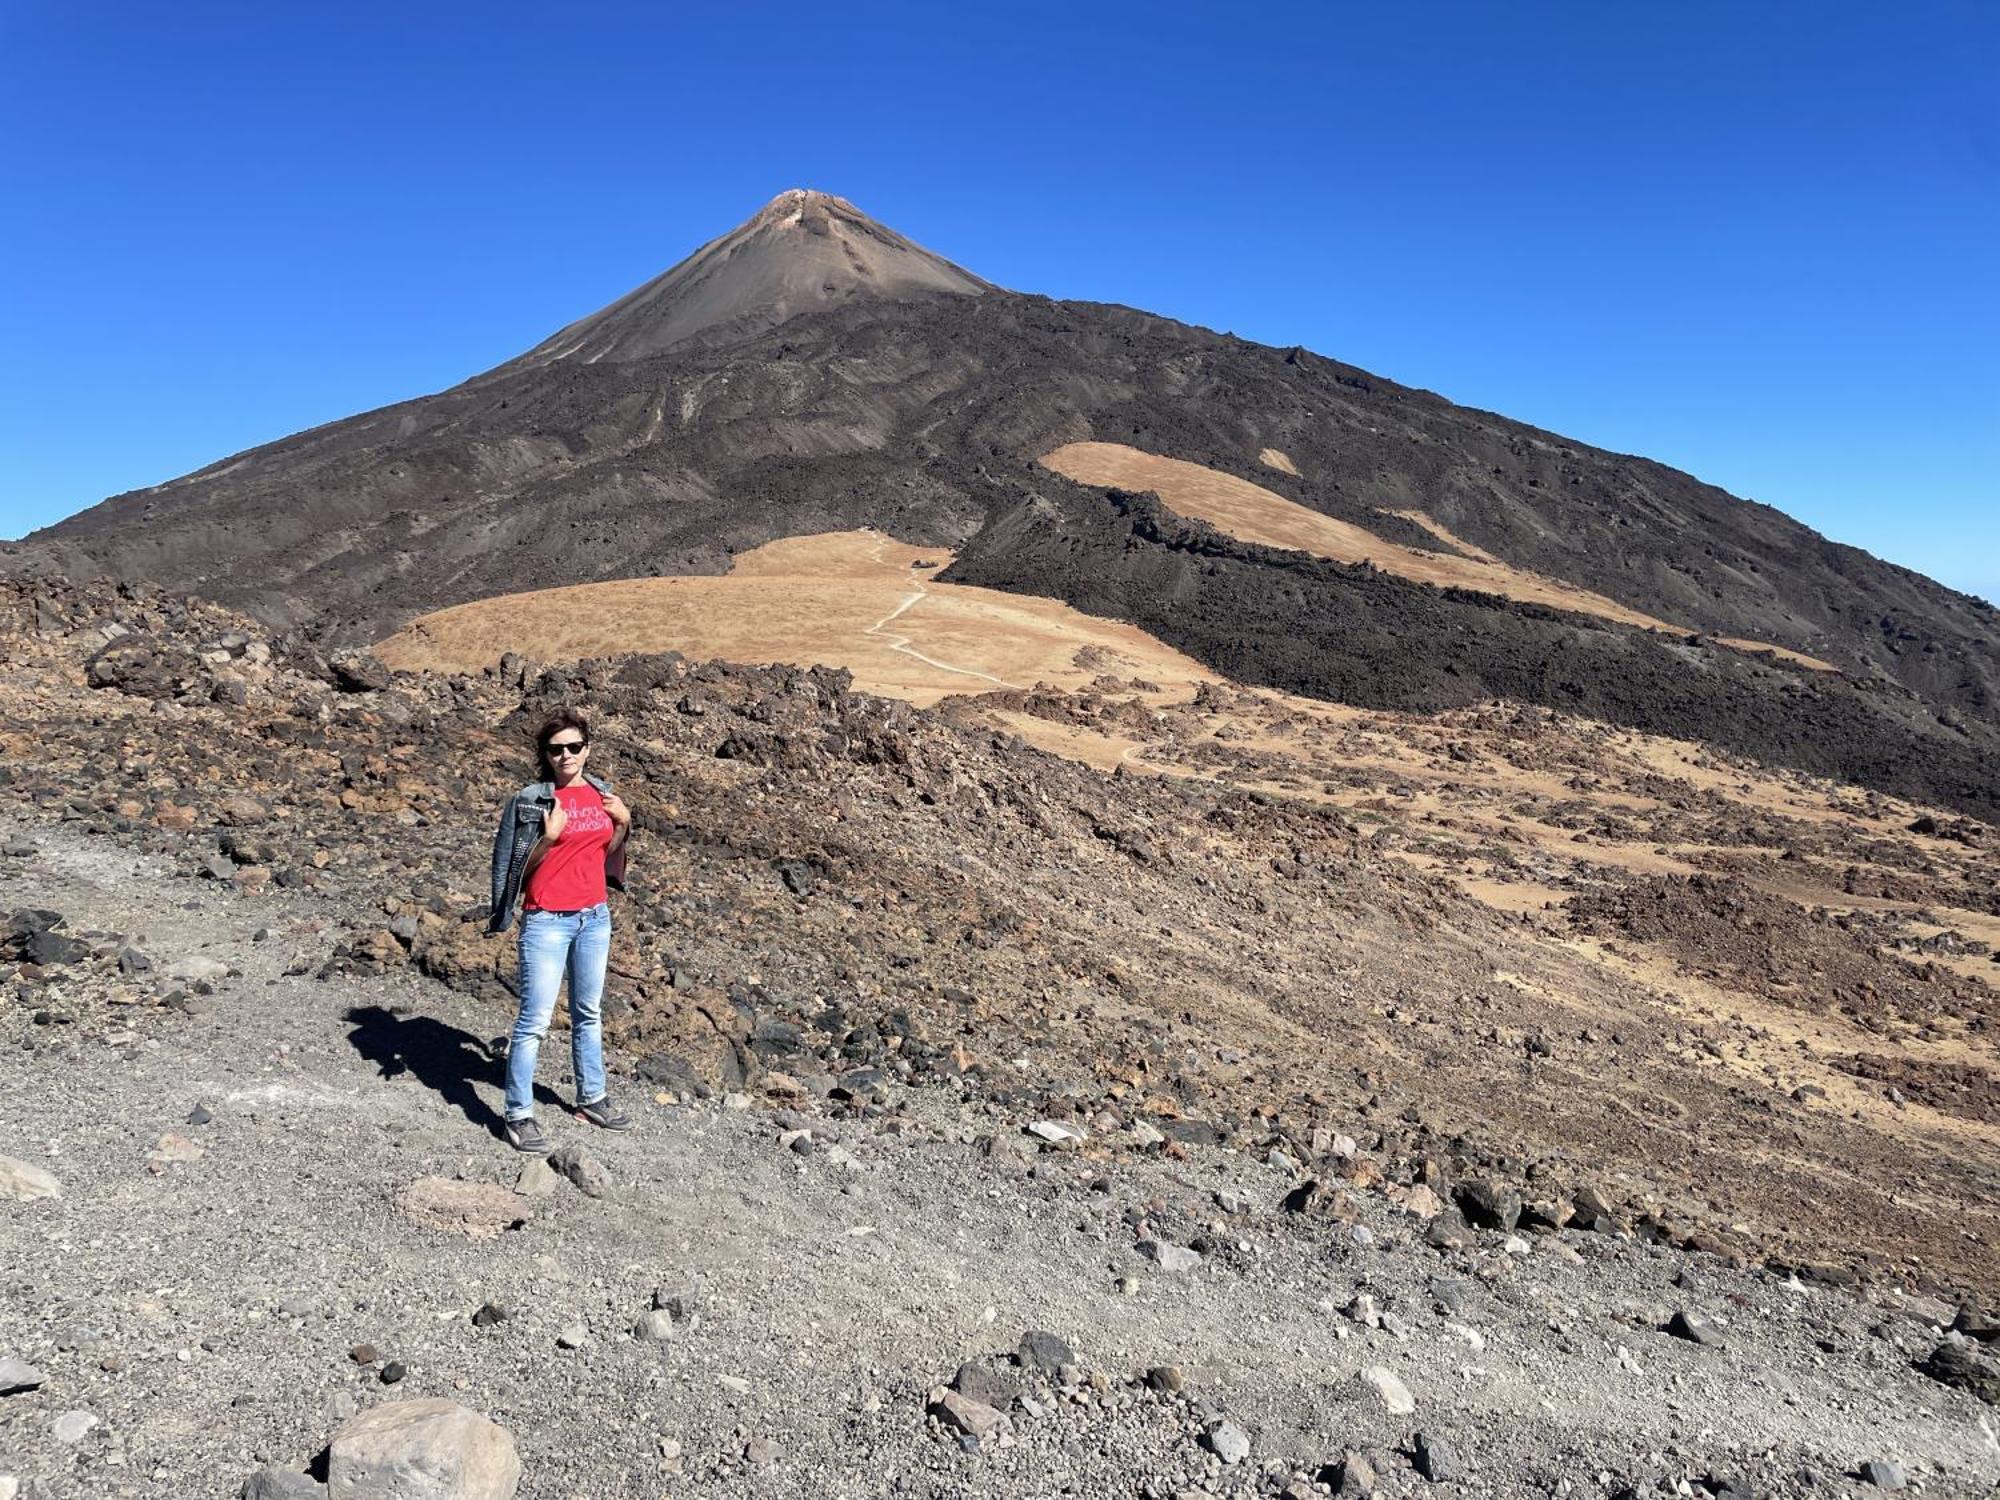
left=4, top=1, right=1995, bottom=601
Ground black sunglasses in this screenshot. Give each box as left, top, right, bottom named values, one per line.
left=543, top=740, right=588, bottom=757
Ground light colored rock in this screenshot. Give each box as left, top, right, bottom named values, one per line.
left=1129, top=1120, right=1166, bottom=1146
left=146, top=1132, right=205, bottom=1172
left=0, top=1358, right=45, bottom=1394
left=1027, top=1120, right=1084, bottom=1143
left=240, top=1470, right=326, bottom=1499
left=1203, top=1418, right=1251, bottom=1464
left=632, top=1310, right=676, bottom=1342
left=1138, top=1239, right=1203, bottom=1273
left=51, top=1409, right=99, bottom=1443
left=0, top=1155, right=61, bottom=1202
left=1388, top=1183, right=1443, bottom=1219
left=0, top=1473, right=19, bottom=1500
left=167, top=955, right=231, bottom=983
left=327, top=1398, right=521, bottom=1500
left=396, top=1179, right=530, bottom=1240
left=930, top=1389, right=1010, bottom=1443
left=556, top=1323, right=587, bottom=1350
left=513, top=1158, right=559, bottom=1197
left=1359, top=1364, right=1415, bottom=1415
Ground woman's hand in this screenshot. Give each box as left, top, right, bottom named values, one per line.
left=602, top=793, right=631, bottom=830
left=543, top=798, right=568, bottom=842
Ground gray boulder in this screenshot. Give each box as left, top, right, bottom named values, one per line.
left=326, top=1399, right=521, bottom=1499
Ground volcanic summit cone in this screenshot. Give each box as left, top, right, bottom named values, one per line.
left=493, top=189, right=991, bottom=371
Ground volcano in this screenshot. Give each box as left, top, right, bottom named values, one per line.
left=8, top=190, right=1998, bottom=817
left=490, top=189, right=991, bottom=372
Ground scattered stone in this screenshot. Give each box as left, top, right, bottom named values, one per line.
left=547, top=1144, right=608, bottom=1198
left=380, top=1360, right=407, bottom=1385
left=215, top=795, right=271, bottom=826
left=147, top=1132, right=205, bottom=1172
left=1359, top=1365, right=1415, bottom=1415
left=1665, top=1311, right=1724, bottom=1347
left=239, top=1470, right=325, bottom=1499
left=1280, top=1179, right=1333, bottom=1215
left=1858, top=1460, right=1907, bottom=1491
left=396, top=1178, right=531, bottom=1239
left=1137, top=1238, right=1203, bottom=1273
left=471, top=1303, right=509, bottom=1329
left=1026, top=1120, right=1085, bottom=1144
left=632, top=1310, right=676, bottom=1342
left=329, top=653, right=391, bottom=693
left=326, top=1398, right=521, bottom=1500
left=1326, top=1451, right=1376, bottom=1496
left=0, top=1359, right=45, bottom=1395
left=50, top=1409, right=99, bottom=1443
left=513, top=1158, right=560, bottom=1197
left=1453, top=1181, right=1522, bottom=1232
left=0, top=1155, right=62, bottom=1202
left=1413, top=1431, right=1459, bottom=1482
left=556, top=1323, right=587, bottom=1350
left=930, top=1389, right=1010, bottom=1447
left=186, top=1102, right=215, bottom=1126
left=350, top=1344, right=379, bottom=1366
left=1920, top=1336, right=2000, bottom=1404
left=1144, top=1365, right=1186, bottom=1394
left=1388, top=1183, right=1443, bottom=1219
left=167, top=954, right=231, bottom=983
left=953, top=1362, right=1016, bottom=1409
left=1952, top=1306, right=1999, bottom=1344
left=1202, top=1419, right=1251, bottom=1465
left=1015, top=1330, right=1075, bottom=1374
left=653, top=1287, right=700, bottom=1324
left=774, top=859, right=817, bottom=898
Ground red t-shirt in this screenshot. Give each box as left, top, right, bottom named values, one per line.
left=524, top=783, right=614, bottom=913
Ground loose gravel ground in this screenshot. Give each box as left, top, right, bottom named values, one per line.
left=3, top=822, right=1997, bottom=1499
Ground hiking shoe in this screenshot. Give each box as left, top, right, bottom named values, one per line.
left=503, top=1116, right=549, bottom=1153
left=576, top=1096, right=632, bottom=1131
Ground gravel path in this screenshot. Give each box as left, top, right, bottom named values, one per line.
left=2, top=821, right=1996, bottom=1499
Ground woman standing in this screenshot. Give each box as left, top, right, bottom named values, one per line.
left=486, top=709, right=633, bottom=1152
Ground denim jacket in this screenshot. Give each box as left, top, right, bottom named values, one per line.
left=486, top=771, right=625, bottom=935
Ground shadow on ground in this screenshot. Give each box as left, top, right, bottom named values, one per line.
left=343, top=1003, right=563, bottom=1138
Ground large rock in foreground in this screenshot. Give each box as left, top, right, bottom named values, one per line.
left=327, top=1399, right=521, bottom=1500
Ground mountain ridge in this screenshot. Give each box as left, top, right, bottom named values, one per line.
left=6, top=193, right=1996, bottom=817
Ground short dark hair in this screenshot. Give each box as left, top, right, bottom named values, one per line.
left=533, top=709, right=591, bottom=780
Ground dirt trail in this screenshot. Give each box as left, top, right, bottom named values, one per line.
left=859, top=532, right=1024, bottom=691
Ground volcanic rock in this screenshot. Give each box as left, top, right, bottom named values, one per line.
left=325, top=1398, right=521, bottom=1499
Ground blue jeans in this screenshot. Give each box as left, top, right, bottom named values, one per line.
left=504, top=903, right=610, bottom=1120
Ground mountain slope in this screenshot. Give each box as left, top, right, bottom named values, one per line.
left=7, top=193, right=1996, bottom=815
